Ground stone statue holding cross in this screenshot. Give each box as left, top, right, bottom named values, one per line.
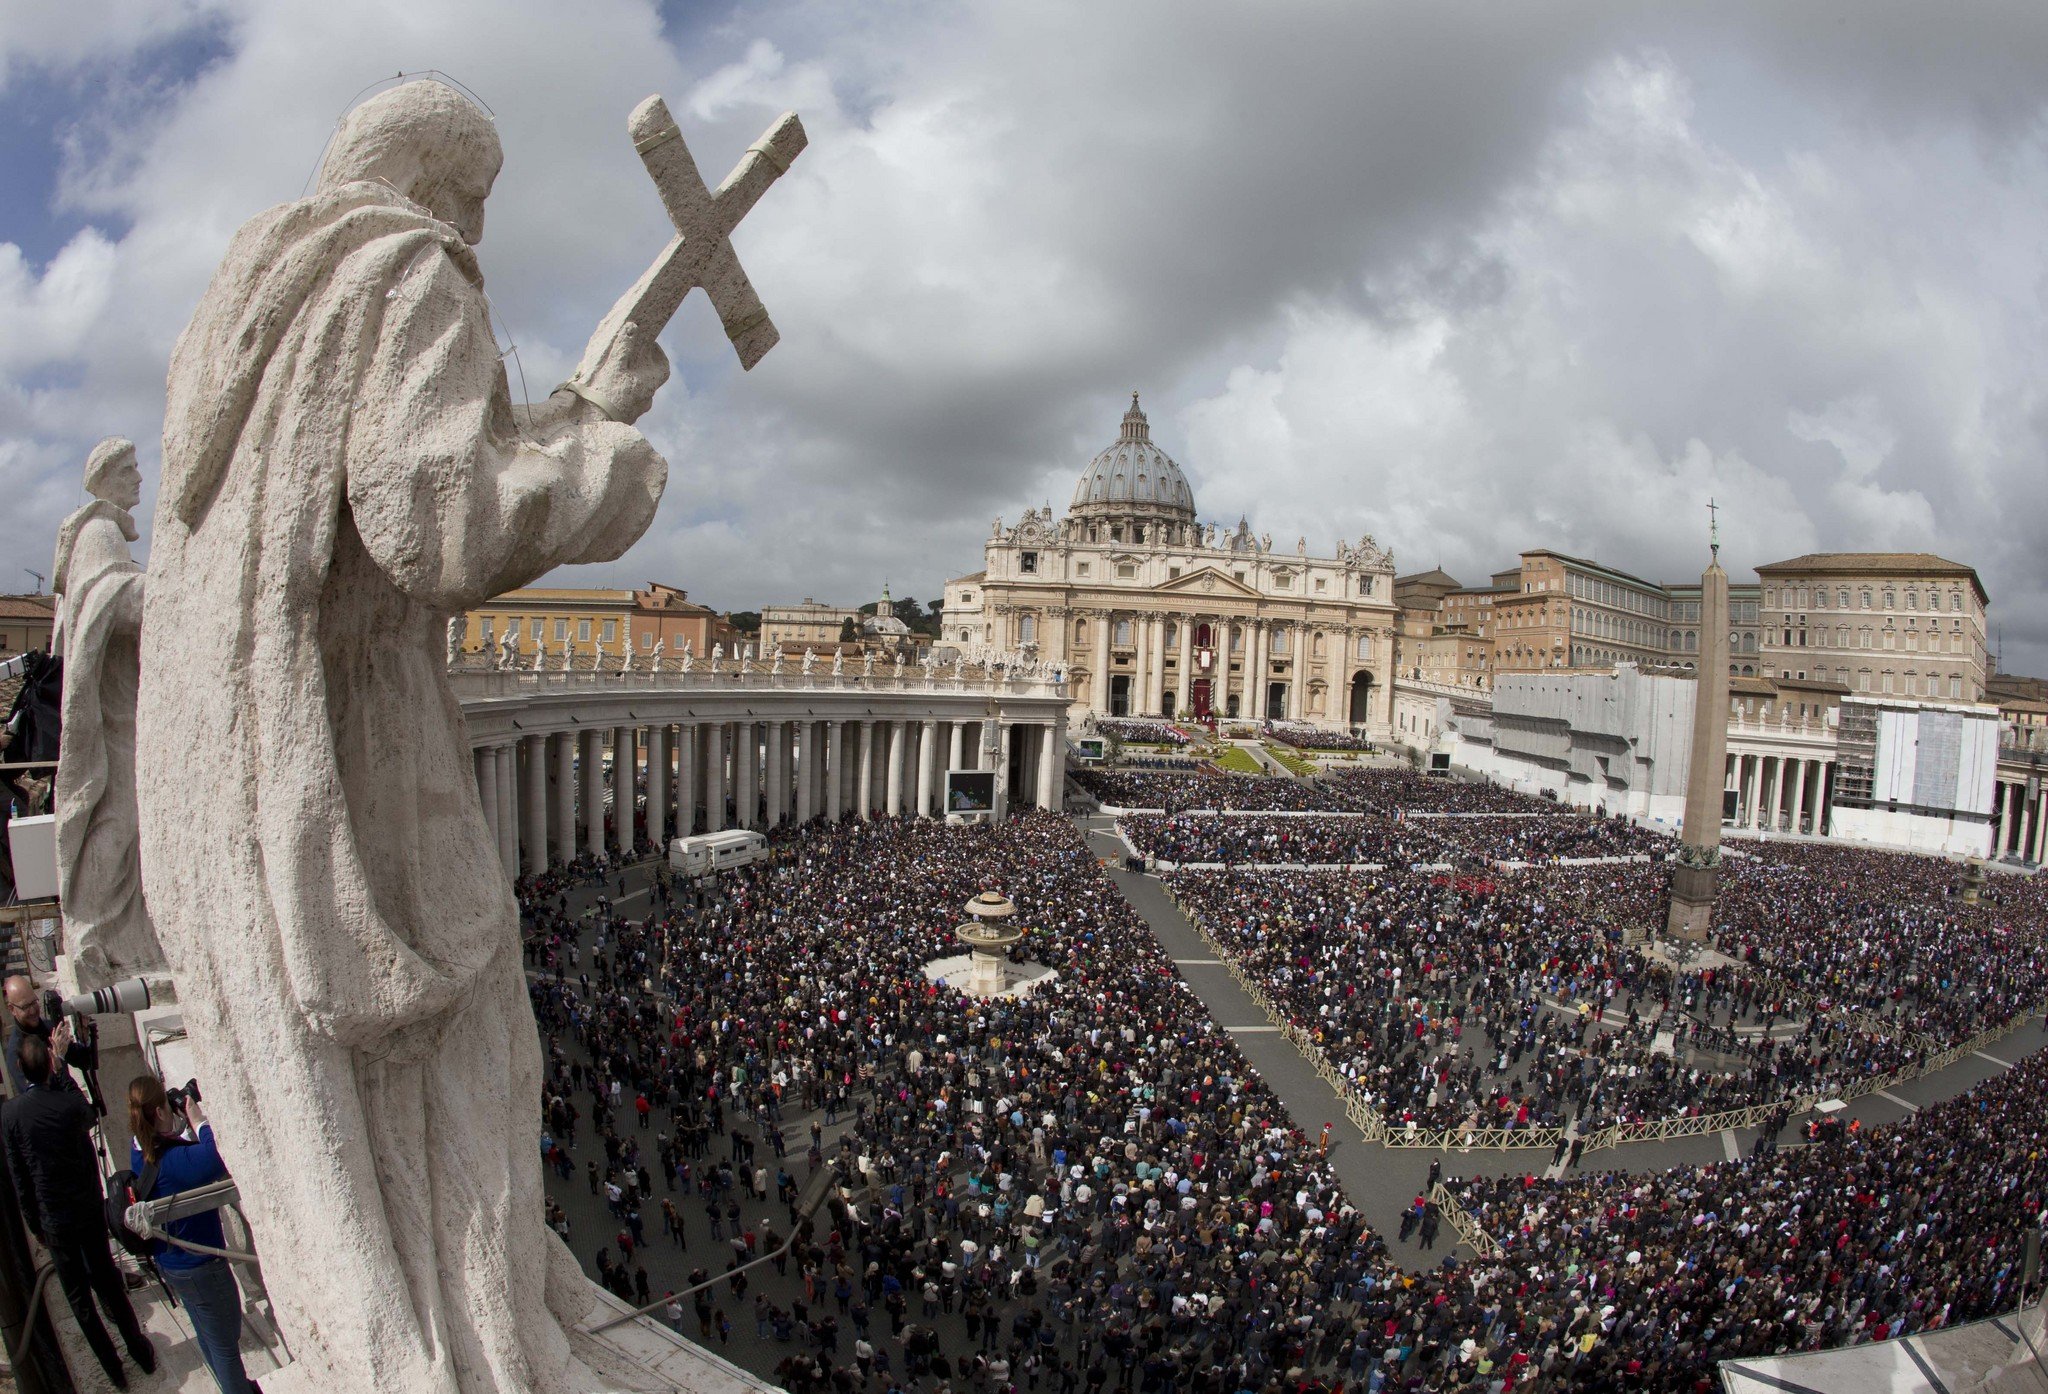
left=135, top=78, right=803, bottom=1394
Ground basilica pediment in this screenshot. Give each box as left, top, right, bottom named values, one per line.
left=1154, top=566, right=1261, bottom=598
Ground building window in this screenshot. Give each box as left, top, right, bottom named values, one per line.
left=1019, top=615, right=1036, bottom=643
left=528, top=617, right=543, bottom=641
left=1950, top=674, right=1962, bottom=698
left=1167, top=566, right=1180, bottom=579
left=1075, top=618, right=1088, bottom=642
left=1356, top=634, right=1371, bottom=660
left=1359, top=576, right=1373, bottom=595
left=480, top=618, right=494, bottom=644
left=1020, top=551, right=1038, bottom=574
left=1115, top=563, right=1137, bottom=580
left=1271, top=629, right=1288, bottom=655
left=641, top=632, right=654, bottom=649
left=1076, top=563, right=1090, bottom=577
left=578, top=619, right=591, bottom=642
left=1314, top=578, right=1327, bottom=593
left=1274, top=573, right=1293, bottom=590
left=554, top=619, right=568, bottom=640
left=1115, top=620, right=1133, bottom=647
left=601, top=619, right=617, bottom=643
left=962, top=590, right=976, bottom=603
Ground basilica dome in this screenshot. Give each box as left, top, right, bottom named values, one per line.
left=1068, top=393, right=1196, bottom=521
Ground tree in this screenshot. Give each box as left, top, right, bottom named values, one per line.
left=838, top=617, right=858, bottom=643
left=725, top=610, right=761, bottom=634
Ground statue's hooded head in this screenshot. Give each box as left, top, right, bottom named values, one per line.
left=317, top=79, right=502, bottom=245
left=83, top=437, right=141, bottom=510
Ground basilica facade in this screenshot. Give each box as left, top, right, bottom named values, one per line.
left=942, top=395, right=1398, bottom=729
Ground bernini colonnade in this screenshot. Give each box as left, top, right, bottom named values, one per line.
left=453, top=662, right=1071, bottom=878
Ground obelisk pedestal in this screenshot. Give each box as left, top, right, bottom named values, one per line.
left=1666, top=552, right=1732, bottom=943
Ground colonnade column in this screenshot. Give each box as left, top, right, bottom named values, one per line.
left=645, top=725, right=668, bottom=854
left=884, top=721, right=905, bottom=817
left=522, top=735, right=549, bottom=876
left=917, top=721, right=938, bottom=818
left=610, top=726, right=635, bottom=855
left=475, top=747, right=500, bottom=866
left=738, top=720, right=756, bottom=830
left=766, top=722, right=786, bottom=827
left=1787, top=757, right=1808, bottom=836
left=582, top=730, right=605, bottom=856
left=551, top=732, right=576, bottom=866
left=826, top=721, right=846, bottom=822
left=494, top=745, right=517, bottom=879
left=675, top=723, right=696, bottom=838
left=704, top=722, right=727, bottom=833
left=1290, top=626, right=1307, bottom=722
left=856, top=721, right=875, bottom=820
left=1742, top=754, right=1761, bottom=828
left=795, top=723, right=816, bottom=824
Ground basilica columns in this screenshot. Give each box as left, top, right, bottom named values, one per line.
left=1179, top=618, right=1196, bottom=716
left=1093, top=617, right=1112, bottom=714
left=1038, top=719, right=1063, bottom=811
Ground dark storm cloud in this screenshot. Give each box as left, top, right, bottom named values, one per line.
left=4, top=0, right=2047, bottom=669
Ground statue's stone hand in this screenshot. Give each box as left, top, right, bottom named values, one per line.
left=571, top=319, right=670, bottom=424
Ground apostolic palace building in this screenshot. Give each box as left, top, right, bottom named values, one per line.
left=942, top=394, right=1398, bottom=730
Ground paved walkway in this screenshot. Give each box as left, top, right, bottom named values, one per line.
left=1075, top=814, right=2048, bottom=1260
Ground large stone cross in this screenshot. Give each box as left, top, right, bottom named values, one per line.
left=570, top=97, right=807, bottom=395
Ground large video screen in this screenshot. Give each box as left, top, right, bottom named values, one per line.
left=946, top=769, right=997, bottom=813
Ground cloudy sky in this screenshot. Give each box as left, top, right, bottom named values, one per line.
left=5, top=1, right=2048, bottom=670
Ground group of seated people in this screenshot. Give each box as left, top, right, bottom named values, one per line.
left=1093, top=719, right=1192, bottom=747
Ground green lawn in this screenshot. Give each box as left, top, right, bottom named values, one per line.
left=1213, top=746, right=1264, bottom=775
left=1262, top=743, right=1317, bottom=777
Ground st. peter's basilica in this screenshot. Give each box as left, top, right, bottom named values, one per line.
left=942, top=394, right=1397, bottom=730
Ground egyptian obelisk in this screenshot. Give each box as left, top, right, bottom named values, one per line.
left=1666, top=507, right=1731, bottom=942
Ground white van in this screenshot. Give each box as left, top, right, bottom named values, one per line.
left=668, top=829, right=770, bottom=877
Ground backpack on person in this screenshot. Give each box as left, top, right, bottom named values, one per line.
left=104, top=1136, right=191, bottom=1258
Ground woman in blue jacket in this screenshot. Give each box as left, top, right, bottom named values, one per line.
left=127, top=1075, right=258, bottom=1393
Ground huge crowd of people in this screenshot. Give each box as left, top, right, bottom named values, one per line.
left=506, top=794, right=2048, bottom=1394
left=1120, top=813, right=1664, bottom=868
left=1165, top=839, right=2048, bottom=1136
left=1450, top=1043, right=2048, bottom=1373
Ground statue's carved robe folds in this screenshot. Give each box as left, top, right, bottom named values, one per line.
left=52, top=500, right=162, bottom=986
left=136, top=183, right=664, bottom=1392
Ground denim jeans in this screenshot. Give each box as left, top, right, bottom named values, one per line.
left=163, top=1258, right=257, bottom=1393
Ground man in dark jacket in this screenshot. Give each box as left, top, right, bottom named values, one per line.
left=2, top=1036, right=152, bottom=1387
left=3, top=975, right=94, bottom=1097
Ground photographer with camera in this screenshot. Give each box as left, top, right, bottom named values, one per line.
left=3, top=975, right=95, bottom=1097
left=125, top=1075, right=257, bottom=1393
left=2, top=1035, right=154, bottom=1387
